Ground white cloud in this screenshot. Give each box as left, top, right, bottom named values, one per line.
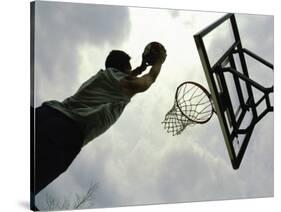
left=34, top=2, right=274, bottom=210
left=34, top=1, right=131, bottom=105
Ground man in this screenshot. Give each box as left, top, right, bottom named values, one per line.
left=31, top=42, right=167, bottom=199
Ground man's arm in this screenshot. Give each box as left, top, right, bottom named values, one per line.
left=120, top=43, right=167, bottom=97
left=120, top=61, right=164, bottom=97
left=130, top=62, right=148, bottom=77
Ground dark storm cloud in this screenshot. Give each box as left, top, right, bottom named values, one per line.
left=34, top=1, right=131, bottom=104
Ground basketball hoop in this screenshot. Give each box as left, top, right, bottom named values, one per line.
left=162, top=81, right=215, bottom=135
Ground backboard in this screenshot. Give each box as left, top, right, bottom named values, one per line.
left=193, top=13, right=273, bottom=169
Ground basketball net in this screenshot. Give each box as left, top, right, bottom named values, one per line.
left=162, top=81, right=214, bottom=136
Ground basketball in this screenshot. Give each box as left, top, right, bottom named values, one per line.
left=142, top=42, right=166, bottom=65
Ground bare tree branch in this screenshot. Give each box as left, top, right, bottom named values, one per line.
left=74, top=183, right=98, bottom=209
left=43, top=182, right=98, bottom=211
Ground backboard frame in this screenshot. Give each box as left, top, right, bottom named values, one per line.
left=194, top=13, right=273, bottom=169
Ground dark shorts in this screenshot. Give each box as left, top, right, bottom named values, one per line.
left=31, top=105, right=84, bottom=197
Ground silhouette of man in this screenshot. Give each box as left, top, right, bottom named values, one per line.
left=31, top=42, right=167, bottom=199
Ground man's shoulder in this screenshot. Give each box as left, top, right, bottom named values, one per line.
left=105, top=68, right=129, bottom=82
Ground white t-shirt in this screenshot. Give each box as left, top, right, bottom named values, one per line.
left=44, top=68, right=131, bottom=146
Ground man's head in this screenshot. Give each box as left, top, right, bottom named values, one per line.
left=105, top=50, right=132, bottom=74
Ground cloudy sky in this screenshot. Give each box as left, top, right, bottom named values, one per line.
left=33, top=1, right=274, bottom=210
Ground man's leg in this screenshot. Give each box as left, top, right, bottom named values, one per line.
left=34, top=105, right=84, bottom=195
